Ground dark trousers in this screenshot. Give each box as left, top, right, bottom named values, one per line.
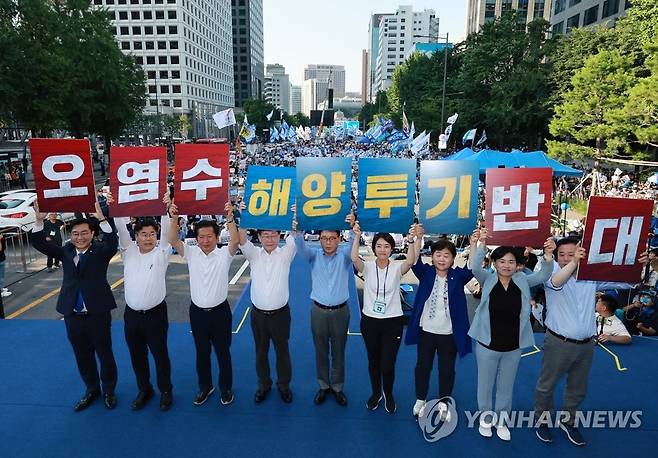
left=47, top=256, right=60, bottom=269
left=189, top=301, right=233, bottom=393
left=415, top=330, right=458, bottom=400
left=250, top=305, right=292, bottom=391
left=64, top=311, right=118, bottom=395
left=360, top=314, right=403, bottom=397
left=124, top=301, right=172, bottom=393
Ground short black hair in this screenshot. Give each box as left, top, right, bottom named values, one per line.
left=513, top=247, right=528, bottom=265
left=491, top=246, right=522, bottom=263
left=371, top=232, right=395, bottom=253
left=430, top=239, right=456, bottom=258
left=70, top=218, right=96, bottom=236
left=556, top=236, right=581, bottom=249
left=320, top=229, right=341, bottom=237
left=195, top=220, right=219, bottom=237
left=257, top=229, right=280, bottom=236
left=134, top=218, right=159, bottom=234
left=598, top=294, right=618, bottom=314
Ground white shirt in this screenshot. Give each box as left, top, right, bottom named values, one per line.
left=240, top=235, right=296, bottom=310
left=183, top=244, right=234, bottom=308
left=595, top=312, right=631, bottom=338
left=361, top=260, right=403, bottom=319
left=420, top=275, right=452, bottom=334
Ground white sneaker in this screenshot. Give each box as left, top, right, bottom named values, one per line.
left=413, top=399, right=426, bottom=417
left=479, top=417, right=493, bottom=438
left=1, top=287, right=7, bottom=292
left=1, top=291, right=12, bottom=298
left=496, top=424, right=511, bottom=441
left=438, top=401, right=452, bottom=422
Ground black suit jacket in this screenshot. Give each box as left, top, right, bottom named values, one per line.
left=31, top=227, right=119, bottom=316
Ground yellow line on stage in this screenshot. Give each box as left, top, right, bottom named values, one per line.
left=596, top=342, right=628, bottom=372
left=233, top=307, right=250, bottom=334
left=521, top=345, right=541, bottom=358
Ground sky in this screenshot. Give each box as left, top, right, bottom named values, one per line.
left=263, top=0, right=467, bottom=94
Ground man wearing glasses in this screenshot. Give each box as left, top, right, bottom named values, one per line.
left=238, top=226, right=297, bottom=404
left=295, top=222, right=353, bottom=406
left=31, top=199, right=119, bottom=412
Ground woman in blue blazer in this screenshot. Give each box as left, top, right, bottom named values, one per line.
left=468, top=228, right=555, bottom=441
left=405, top=225, right=478, bottom=420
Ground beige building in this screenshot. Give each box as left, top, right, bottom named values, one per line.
left=466, top=0, right=552, bottom=35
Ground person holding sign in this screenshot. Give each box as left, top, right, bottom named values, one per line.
left=351, top=222, right=418, bottom=414
left=468, top=228, right=555, bottom=441
left=169, top=200, right=240, bottom=407
left=30, top=199, right=119, bottom=412
left=106, top=191, right=174, bottom=411
left=534, top=237, right=647, bottom=446
left=238, top=224, right=297, bottom=404
left=295, top=213, right=354, bottom=407
left=405, top=226, right=478, bottom=421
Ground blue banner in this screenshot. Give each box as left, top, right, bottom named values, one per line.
left=241, top=166, right=296, bottom=231
left=357, top=158, right=415, bottom=233
left=419, top=160, right=479, bottom=234
left=295, top=157, right=352, bottom=231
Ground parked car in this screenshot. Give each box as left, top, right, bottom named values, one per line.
left=0, top=192, right=75, bottom=231
left=304, top=230, right=320, bottom=242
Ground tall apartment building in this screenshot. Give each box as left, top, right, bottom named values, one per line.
left=373, top=6, right=440, bottom=93
left=98, top=0, right=235, bottom=120
left=360, top=49, right=369, bottom=105
left=231, top=0, right=264, bottom=107
left=466, top=0, right=552, bottom=35
left=290, top=85, right=302, bottom=114
left=551, top=0, right=630, bottom=35
left=264, top=63, right=291, bottom=113
left=365, top=13, right=386, bottom=102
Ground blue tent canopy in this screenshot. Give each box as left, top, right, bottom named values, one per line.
left=443, top=148, right=582, bottom=177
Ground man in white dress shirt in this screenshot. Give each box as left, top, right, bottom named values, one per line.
left=238, top=227, right=296, bottom=404
left=169, top=201, right=239, bottom=407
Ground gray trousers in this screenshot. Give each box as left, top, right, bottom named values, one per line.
left=475, top=343, right=522, bottom=422
left=311, top=304, right=350, bottom=391
left=534, top=331, right=595, bottom=426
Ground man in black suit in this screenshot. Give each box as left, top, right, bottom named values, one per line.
left=31, top=199, right=119, bottom=411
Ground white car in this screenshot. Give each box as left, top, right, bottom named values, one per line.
left=0, top=192, right=74, bottom=231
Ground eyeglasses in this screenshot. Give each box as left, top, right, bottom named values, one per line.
left=320, top=236, right=338, bottom=242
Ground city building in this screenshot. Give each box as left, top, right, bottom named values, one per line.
left=264, top=63, right=290, bottom=113
left=361, top=49, right=369, bottom=105
left=317, top=96, right=363, bottom=118
left=301, top=78, right=320, bottom=116
left=550, top=0, right=630, bottom=36
left=466, top=0, right=552, bottom=35
left=290, top=85, right=302, bottom=114
left=365, top=13, right=386, bottom=102
left=97, top=0, right=235, bottom=137
left=303, top=64, right=346, bottom=98
left=232, top=0, right=264, bottom=107
left=373, top=5, right=440, bottom=93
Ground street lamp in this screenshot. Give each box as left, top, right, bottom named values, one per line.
left=413, top=32, right=450, bottom=137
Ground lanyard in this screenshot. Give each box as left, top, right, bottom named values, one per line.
left=375, top=262, right=389, bottom=302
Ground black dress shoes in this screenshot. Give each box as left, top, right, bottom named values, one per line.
left=279, top=388, right=293, bottom=404
left=193, top=386, right=215, bottom=406
left=159, top=391, right=173, bottom=411
left=254, top=387, right=271, bottom=403
left=103, top=393, right=117, bottom=410
left=313, top=388, right=331, bottom=405
left=334, top=390, right=348, bottom=407
left=74, top=390, right=100, bottom=412
left=131, top=389, right=154, bottom=411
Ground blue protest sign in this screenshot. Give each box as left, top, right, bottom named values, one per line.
left=357, top=158, right=415, bottom=233
left=296, top=157, right=352, bottom=231
left=419, top=160, right=479, bottom=234
left=241, top=165, right=296, bottom=230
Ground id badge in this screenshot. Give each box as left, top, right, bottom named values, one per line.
left=49, top=231, right=56, bottom=236
left=372, top=300, right=386, bottom=315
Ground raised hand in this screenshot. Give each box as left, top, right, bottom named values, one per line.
left=169, top=200, right=179, bottom=218
left=105, top=191, right=115, bottom=205
left=543, top=237, right=556, bottom=258
left=345, top=212, right=356, bottom=228
left=573, top=244, right=586, bottom=263
left=406, top=224, right=416, bottom=243
left=33, top=199, right=47, bottom=221
left=470, top=228, right=480, bottom=246
left=638, top=250, right=649, bottom=265
left=163, top=191, right=171, bottom=207
left=479, top=226, right=489, bottom=242
left=416, top=223, right=425, bottom=239
left=352, top=220, right=362, bottom=237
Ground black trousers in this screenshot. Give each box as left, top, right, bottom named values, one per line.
left=360, top=314, right=403, bottom=397
left=250, top=305, right=292, bottom=391
left=415, top=330, right=458, bottom=400
left=189, top=301, right=232, bottom=393
left=124, top=301, right=172, bottom=393
left=64, top=311, right=118, bottom=395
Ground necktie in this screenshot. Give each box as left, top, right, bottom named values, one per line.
left=74, top=251, right=87, bottom=312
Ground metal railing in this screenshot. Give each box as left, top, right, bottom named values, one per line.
left=1, top=223, right=72, bottom=273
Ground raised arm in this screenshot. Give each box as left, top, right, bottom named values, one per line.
left=351, top=220, right=364, bottom=273
left=466, top=228, right=480, bottom=270
left=525, top=237, right=556, bottom=288
left=470, top=227, right=493, bottom=285
left=224, top=200, right=239, bottom=256
left=30, top=199, right=64, bottom=259
left=551, top=244, right=585, bottom=288
left=401, top=224, right=418, bottom=275
left=167, top=201, right=185, bottom=256
left=92, top=199, right=117, bottom=258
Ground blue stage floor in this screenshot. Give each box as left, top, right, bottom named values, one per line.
left=0, top=257, right=656, bottom=457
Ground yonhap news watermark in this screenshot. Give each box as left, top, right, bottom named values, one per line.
left=418, top=397, right=643, bottom=442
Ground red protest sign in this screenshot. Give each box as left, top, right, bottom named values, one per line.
left=109, top=146, right=167, bottom=217
left=174, top=143, right=229, bottom=215
left=29, top=138, right=96, bottom=212
left=485, top=168, right=552, bottom=247
left=578, top=196, right=652, bottom=283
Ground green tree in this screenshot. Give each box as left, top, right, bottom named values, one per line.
left=284, top=112, right=309, bottom=127
left=240, top=99, right=277, bottom=131
left=357, top=91, right=391, bottom=128
left=623, top=42, right=658, bottom=151
left=547, top=50, right=636, bottom=160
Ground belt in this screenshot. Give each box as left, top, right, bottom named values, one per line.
left=192, top=299, right=229, bottom=312
left=73, top=311, right=89, bottom=316
left=253, top=304, right=289, bottom=316
left=128, top=300, right=165, bottom=315
left=314, top=301, right=347, bottom=310
left=547, top=328, right=593, bottom=345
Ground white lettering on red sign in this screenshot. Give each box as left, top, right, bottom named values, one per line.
left=42, top=155, right=88, bottom=198
left=117, top=159, right=159, bottom=204
left=588, top=216, right=643, bottom=266
left=491, top=182, right=545, bottom=231
left=180, top=158, right=222, bottom=200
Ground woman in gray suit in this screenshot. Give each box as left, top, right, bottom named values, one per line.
left=468, top=228, right=555, bottom=441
